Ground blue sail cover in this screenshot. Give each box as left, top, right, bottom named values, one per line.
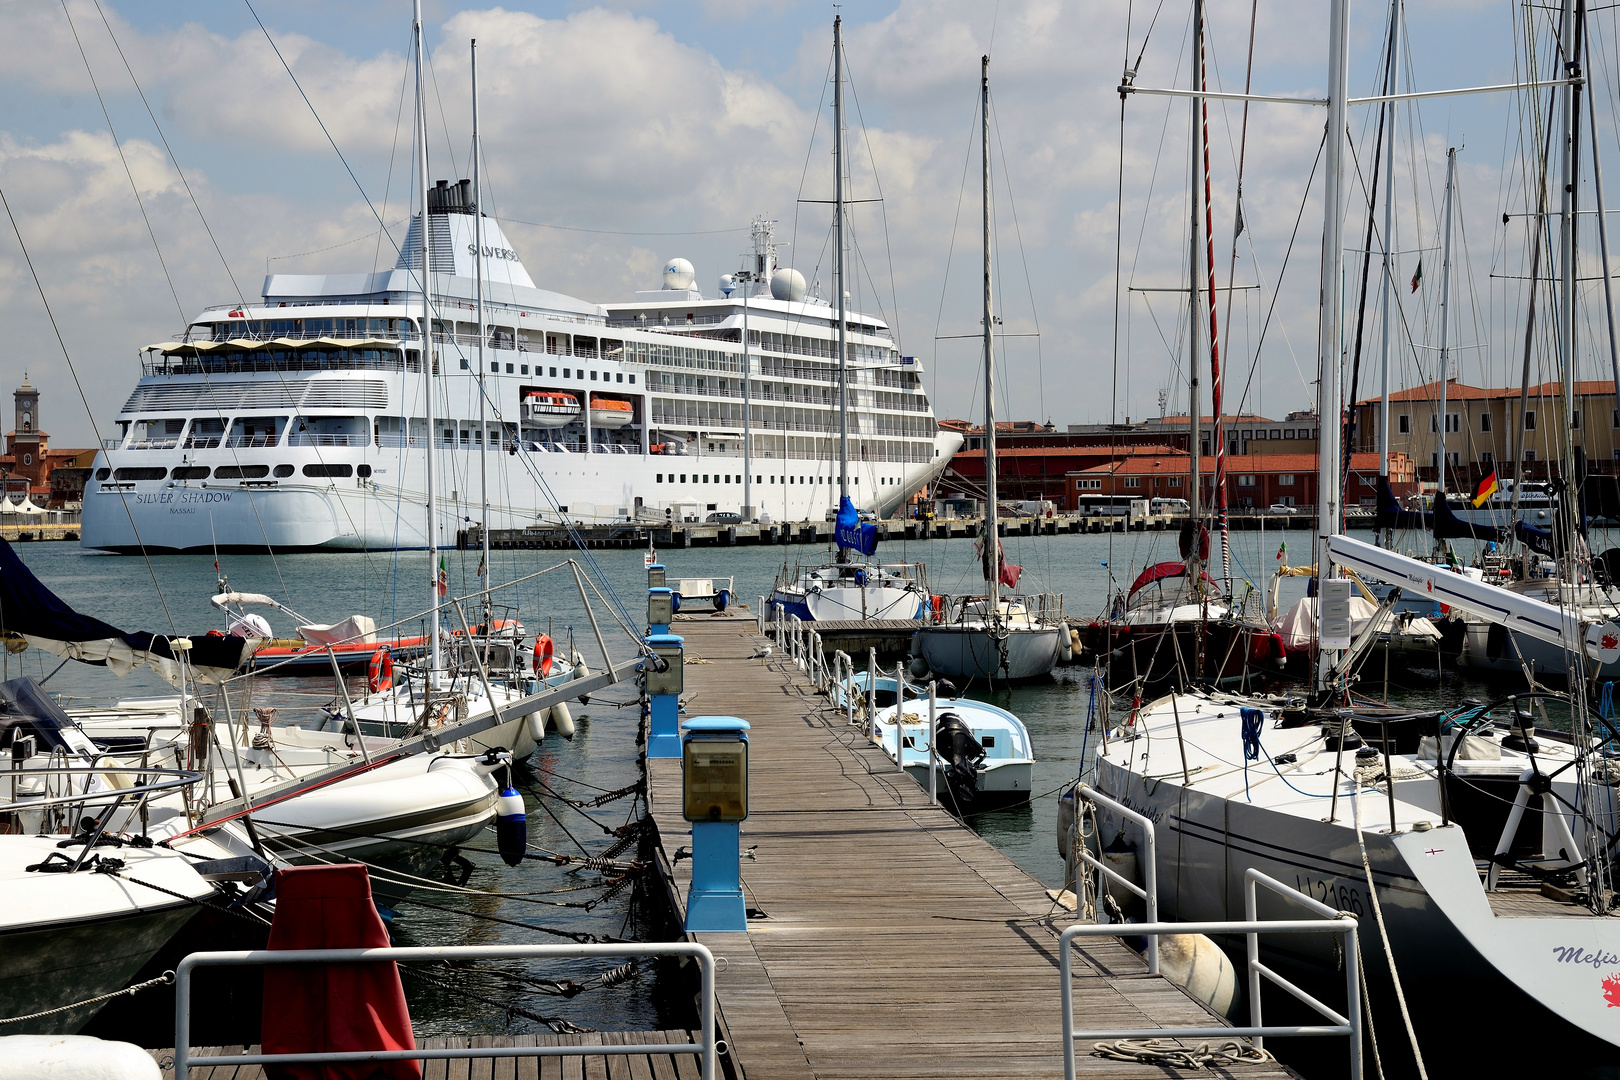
left=834, top=497, right=878, bottom=557
left=0, top=538, right=247, bottom=685
left=1375, top=475, right=1430, bottom=530
left=1432, top=490, right=1505, bottom=542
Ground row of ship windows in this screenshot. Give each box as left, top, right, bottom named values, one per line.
left=97, top=464, right=370, bottom=482
left=461, top=359, right=635, bottom=385
left=655, top=473, right=920, bottom=486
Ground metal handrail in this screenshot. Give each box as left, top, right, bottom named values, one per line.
left=1060, top=872, right=1361, bottom=1080
left=0, top=764, right=203, bottom=814
left=1070, top=783, right=1158, bottom=974
left=174, top=942, right=716, bottom=1080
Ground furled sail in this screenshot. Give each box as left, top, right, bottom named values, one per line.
left=0, top=539, right=250, bottom=686
left=1432, top=490, right=1505, bottom=542
left=834, top=496, right=878, bottom=557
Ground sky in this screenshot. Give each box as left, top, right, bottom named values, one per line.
left=0, top=0, right=1611, bottom=447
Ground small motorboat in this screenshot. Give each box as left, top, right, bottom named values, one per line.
left=838, top=671, right=1035, bottom=811
left=211, top=589, right=428, bottom=676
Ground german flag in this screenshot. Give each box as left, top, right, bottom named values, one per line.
left=1472, top=469, right=1499, bottom=508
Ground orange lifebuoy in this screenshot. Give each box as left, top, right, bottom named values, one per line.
left=533, top=633, right=554, bottom=677
left=367, top=646, right=394, bottom=694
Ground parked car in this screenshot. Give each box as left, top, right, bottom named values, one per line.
left=1268, top=503, right=1298, bottom=515
left=705, top=511, right=742, bottom=524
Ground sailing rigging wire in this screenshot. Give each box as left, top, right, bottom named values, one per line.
left=63, top=0, right=361, bottom=616
left=0, top=182, right=180, bottom=638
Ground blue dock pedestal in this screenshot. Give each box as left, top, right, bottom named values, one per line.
left=647, top=587, right=673, bottom=636
left=648, top=562, right=666, bottom=589
left=644, top=633, right=685, bottom=759
left=681, top=716, right=750, bottom=933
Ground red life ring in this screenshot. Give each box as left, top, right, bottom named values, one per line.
left=533, top=633, right=555, bottom=677
left=367, top=646, right=394, bottom=694
left=929, top=595, right=945, bottom=622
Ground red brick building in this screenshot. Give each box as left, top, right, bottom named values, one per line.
left=1, top=377, right=96, bottom=508
left=1065, top=451, right=1416, bottom=510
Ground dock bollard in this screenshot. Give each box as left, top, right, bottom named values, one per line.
left=644, top=633, right=685, bottom=759
left=681, top=716, right=751, bottom=933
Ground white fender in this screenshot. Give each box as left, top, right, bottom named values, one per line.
left=571, top=655, right=591, bottom=704
left=1157, top=934, right=1240, bottom=1019
left=0, top=1036, right=161, bottom=1080
left=526, top=707, right=551, bottom=742
left=550, top=701, right=576, bottom=740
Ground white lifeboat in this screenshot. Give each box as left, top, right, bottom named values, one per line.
left=522, top=391, right=580, bottom=429
left=589, top=397, right=634, bottom=429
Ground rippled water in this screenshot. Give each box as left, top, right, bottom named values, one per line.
left=13, top=523, right=1586, bottom=1041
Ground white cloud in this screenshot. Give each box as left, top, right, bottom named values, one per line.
left=0, top=0, right=1552, bottom=443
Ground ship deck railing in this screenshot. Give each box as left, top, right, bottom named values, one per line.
left=171, top=942, right=718, bottom=1080
left=287, top=434, right=370, bottom=448
left=1061, top=869, right=1362, bottom=1080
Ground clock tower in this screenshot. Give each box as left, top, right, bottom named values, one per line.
left=15, top=375, right=37, bottom=438
left=7, top=375, right=46, bottom=487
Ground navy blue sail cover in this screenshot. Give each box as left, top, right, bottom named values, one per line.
left=0, top=537, right=248, bottom=683
left=1431, top=490, right=1505, bottom=542
left=1375, top=475, right=1430, bottom=531
left=835, top=496, right=878, bottom=557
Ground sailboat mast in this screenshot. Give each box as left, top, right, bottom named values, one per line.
left=835, top=17, right=848, bottom=508
left=982, top=55, right=1000, bottom=608
left=1437, top=148, right=1456, bottom=502
left=473, top=38, right=490, bottom=618
left=834, top=16, right=850, bottom=538
left=1186, top=0, right=1203, bottom=535
left=1378, top=1, right=1400, bottom=542
left=1314, top=0, right=1351, bottom=691
left=414, top=0, right=441, bottom=677
left=1558, top=0, right=1583, bottom=576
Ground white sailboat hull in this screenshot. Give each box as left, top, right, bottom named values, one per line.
left=1091, top=693, right=1620, bottom=1066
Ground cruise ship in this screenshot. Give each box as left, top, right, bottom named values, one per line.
left=81, top=198, right=959, bottom=552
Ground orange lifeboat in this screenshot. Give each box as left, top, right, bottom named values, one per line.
left=589, top=396, right=634, bottom=429
left=522, top=391, right=580, bottom=429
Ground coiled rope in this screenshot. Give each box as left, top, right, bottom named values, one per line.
left=1091, top=1038, right=1275, bottom=1068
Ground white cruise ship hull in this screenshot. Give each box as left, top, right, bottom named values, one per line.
left=82, top=202, right=959, bottom=552
left=82, top=439, right=955, bottom=552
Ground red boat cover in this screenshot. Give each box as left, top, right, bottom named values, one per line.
left=1127, top=560, right=1218, bottom=597
left=261, top=864, right=420, bottom=1079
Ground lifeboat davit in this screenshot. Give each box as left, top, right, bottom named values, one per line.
left=589, top=397, right=634, bottom=429
left=523, top=391, right=580, bottom=429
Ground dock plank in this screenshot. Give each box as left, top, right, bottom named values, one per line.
left=648, top=620, right=1299, bottom=1080
left=151, top=1034, right=705, bottom=1080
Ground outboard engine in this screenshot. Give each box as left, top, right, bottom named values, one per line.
left=934, top=712, right=986, bottom=808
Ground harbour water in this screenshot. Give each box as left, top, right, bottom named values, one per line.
left=11, top=524, right=1558, bottom=1040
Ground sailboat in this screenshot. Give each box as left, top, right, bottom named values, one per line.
left=912, top=56, right=1063, bottom=684
left=768, top=16, right=931, bottom=625
left=1078, top=18, right=1284, bottom=690
left=335, top=13, right=561, bottom=758
left=1084, top=0, right=1620, bottom=1067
